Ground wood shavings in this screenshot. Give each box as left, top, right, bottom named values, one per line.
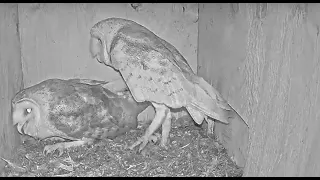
left=0, top=157, right=27, bottom=173
left=3, top=118, right=243, bottom=177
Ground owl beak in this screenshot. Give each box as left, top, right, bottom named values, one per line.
left=16, top=123, right=24, bottom=134
left=96, top=56, right=103, bottom=63
left=12, top=104, right=23, bottom=133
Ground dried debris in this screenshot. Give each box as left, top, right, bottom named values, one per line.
left=1, top=117, right=243, bottom=177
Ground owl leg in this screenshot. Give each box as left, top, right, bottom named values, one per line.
left=206, top=116, right=215, bottom=135
left=159, top=110, right=172, bottom=149
left=129, top=103, right=168, bottom=152
left=43, top=137, right=92, bottom=156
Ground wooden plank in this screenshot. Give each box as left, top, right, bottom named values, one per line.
left=18, top=3, right=199, bottom=87
left=0, top=3, right=24, bottom=172
left=198, top=3, right=250, bottom=169
left=198, top=3, right=320, bottom=176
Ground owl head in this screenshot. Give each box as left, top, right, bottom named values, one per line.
left=12, top=97, right=53, bottom=140
left=12, top=98, right=40, bottom=136
left=90, top=20, right=111, bottom=66
left=89, top=18, right=134, bottom=67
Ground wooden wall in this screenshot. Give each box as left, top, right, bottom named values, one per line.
left=18, top=3, right=199, bottom=87
left=2, top=2, right=198, bottom=172
left=198, top=3, right=320, bottom=176
left=0, top=4, right=24, bottom=172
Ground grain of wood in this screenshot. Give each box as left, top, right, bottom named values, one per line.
left=0, top=3, right=24, bottom=172
left=198, top=3, right=250, bottom=169
left=198, top=3, right=320, bottom=177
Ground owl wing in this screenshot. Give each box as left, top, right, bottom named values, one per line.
left=109, top=28, right=230, bottom=124
left=67, top=78, right=109, bottom=86
left=112, top=40, right=191, bottom=108
left=44, top=81, right=90, bottom=138
left=155, top=30, right=231, bottom=111
left=44, top=79, right=129, bottom=140
left=48, top=80, right=148, bottom=140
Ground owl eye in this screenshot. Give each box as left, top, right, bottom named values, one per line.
left=25, top=108, right=32, bottom=115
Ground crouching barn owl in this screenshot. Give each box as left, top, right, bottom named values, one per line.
left=89, top=17, right=233, bottom=152
left=12, top=78, right=150, bottom=156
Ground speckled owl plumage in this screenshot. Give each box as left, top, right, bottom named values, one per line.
left=90, top=17, right=233, bottom=152
left=12, top=78, right=150, bottom=155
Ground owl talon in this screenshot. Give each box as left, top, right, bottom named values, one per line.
left=138, top=139, right=148, bottom=152
left=43, top=144, right=65, bottom=156
left=160, top=143, right=169, bottom=150
left=129, top=136, right=147, bottom=152
left=43, top=140, right=88, bottom=156
left=150, top=133, right=161, bottom=143
left=129, top=134, right=159, bottom=152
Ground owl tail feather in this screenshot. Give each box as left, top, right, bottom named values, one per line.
left=185, top=80, right=233, bottom=125
left=196, top=77, right=231, bottom=111
left=186, top=103, right=232, bottom=125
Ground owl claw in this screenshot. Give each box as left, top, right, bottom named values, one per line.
left=43, top=144, right=65, bottom=156
left=150, top=133, right=161, bottom=143
left=129, top=134, right=160, bottom=152
left=159, top=141, right=169, bottom=151
left=129, top=136, right=148, bottom=152
left=130, top=103, right=169, bottom=152
left=43, top=140, right=88, bottom=156
left=160, top=144, right=169, bottom=151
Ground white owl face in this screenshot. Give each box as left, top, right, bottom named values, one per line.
left=90, top=28, right=111, bottom=66
left=12, top=99, right=38, bottom=136
left=12, top=98, right=53, bottom=140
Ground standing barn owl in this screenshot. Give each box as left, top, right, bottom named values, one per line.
left=89, top=17, right=233, bottom=152
left=12, top=78, right=150, bottom=156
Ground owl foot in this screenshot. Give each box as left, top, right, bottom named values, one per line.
left=148, top=132, right=161, bottom=144
left=158, top=111, right=172, bottom=150
left=43, top=139, right=88, bottom=156
left=129, top=103, right=171, bottom=152
left=129, top=133, right=160, bottom=152
left=159, top=140, right=169, bottom=151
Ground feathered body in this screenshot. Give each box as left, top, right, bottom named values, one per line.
left=90, top=17, right=233, bottom=151
left=12, top=78, right=150, bottom=143
left=90, top=18, right=231, bottom=122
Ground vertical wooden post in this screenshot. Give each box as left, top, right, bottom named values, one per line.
left=198, top=3, right=250, bottom=169
left=0, top=3, right=24, bottom=172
